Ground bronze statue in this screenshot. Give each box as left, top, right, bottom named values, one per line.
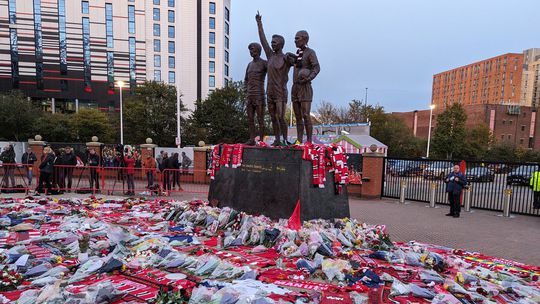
left=287, top=30, right=320, bottom=144
left=244, top=42, right=267, bottom=145
left=256, top=12, right=293, bottom=146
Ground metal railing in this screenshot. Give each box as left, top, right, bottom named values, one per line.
left=383, top=158, right=540, bottom=216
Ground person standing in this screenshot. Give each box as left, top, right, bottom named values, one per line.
left=87, top=148, right=100, bottom=192
left=444, top=165, right=467, bottom=218
left=36, top=147, right=54, bottom=194
left=171, top=152, right=181, bottom=190
left=530, top=169, right=540, bottom=209
left=143, top=154, right=157, bottom=188
left=21, top=147, right=37, bottom=186
left=161, top=152, right=170, bottom=191
left=63, top=147, right=77, bottom=192
left=0, top=145, right=16, bottom=189
left=123, top=152, right=136, bottom=195
left=181, top=152, right=192, bottom=172
left=54, top=148, right=66, bottom=193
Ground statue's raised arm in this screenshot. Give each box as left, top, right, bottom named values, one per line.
left=256, top=12, right=272, bottom=59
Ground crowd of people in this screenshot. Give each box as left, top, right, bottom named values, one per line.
left=0, top=144, right=193, bottom=196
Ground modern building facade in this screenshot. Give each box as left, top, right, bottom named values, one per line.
left=0, top=0, right=231, bottom=111
left=431, top=48, right=540, bottom=110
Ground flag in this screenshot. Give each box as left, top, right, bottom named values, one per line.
left=287, top=200, right=301, bottom=231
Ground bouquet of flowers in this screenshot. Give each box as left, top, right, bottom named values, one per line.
left=0, top=268, right=23, bottom=291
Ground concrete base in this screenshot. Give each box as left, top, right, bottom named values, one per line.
left=208, top=147, right=350, bottom=221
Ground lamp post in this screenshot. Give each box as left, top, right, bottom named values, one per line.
left=426, top=104, right=435, bottom=158
left=117, top=80, right=125, bottom=145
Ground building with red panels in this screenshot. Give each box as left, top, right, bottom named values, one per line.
left=432, top=53, right=524, bottom=109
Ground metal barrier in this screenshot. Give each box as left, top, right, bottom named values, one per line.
left=383, top=158, right=540, bottom=216
left=0, top=164, right=31, bottom=194
left=0, top=164, right=211, bottom=197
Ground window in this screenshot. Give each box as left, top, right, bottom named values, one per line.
left=128, top=5, right=135, bottom=34
left=209, top=61, right=215, bottom=73
left=58, top=0, right=67, bottom=75
left=209, top=32, right=215, bottom=44
left=508, top=134, right=511, bottom=140
left=509, top=120, right=513, bottom=125
left=209, top=75, right=215, bottom=87
left=225, top=7, right=230, bottom=21
left=209, top=47, right=215, bottom=58
left=82, top=17, right=92, bottom=91
left=34, top=0, right=44, bottom=89
left=153, top=24, right=160, bottom=36
left=105, top=3, right=114, bottom=48
left=168, top=0, right=175, bottom=7
left=209, top=2, right=216, bottom=14
left=82, top=1, right=89, bottom=14
left=153, top=0, right=160, bottom=4
left=168, top=71, right=175, bottom=84
left=224, top=50, right=229, bottom=63
left=107, top=51, right=114, bottom=90
left=168, top=41, right=175, bottom=53
left=521, top=125, right=526, bottom=131
left=153, top=8, right=160, bottom=21
left=154, top=55, right=161, bottom=67
left=8, top=0, right=18, bottom=88
left=502, top=120, right=506, bottom=125
left=168, top=10, right=175, bottom=22
left=224, top=64, right=229, bottom=76
left=225, top=22, right=229, bottom=35
left=154, top=39, right=161, bottom=52
left=129, top=37, right=136, bottom=88
left=168, top=56, right=175, bottom=68
left=225, top=36, right=229, bottom=49
left=168, top=26, right=175, bottom=38
left=520, top=138, right=524, bottom=144
left=209, top=17, right=215, bottom=29
left=501, top=134, right=504, bottom=140
left=154, top=70, right=161, bottom=81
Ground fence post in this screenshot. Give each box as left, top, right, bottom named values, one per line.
left=428, top=182, right=438, bottom=208
left=399, top=180, right=407, bottom=204
left=464, top=186, right=472, bottom=212
left=501, top=188, right=513, bottom=218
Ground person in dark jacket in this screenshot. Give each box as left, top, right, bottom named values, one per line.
left=0, top=145, right=16, bottom=189
left=87, top=148, right=100, bottom=191
left=171, top=153, right=182, bottom=190
left=444, top=165, right=467, bottom=218
left=22, top=147, right=37, bottom=186
left=63, top=147, right=77, bottom=192
left=36, top=146, right=55, bottom=194
left=161, top=153, right=170, bottom=191
left=54, top=148, right=66, bottom=193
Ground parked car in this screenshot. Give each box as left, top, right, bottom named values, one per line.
left=506, top=166, right=537, bottom=186
left=487, top=163, right=515, bottom=174
left=423, top=161, right=454, bottom=180
left=466, top=167, right=495, bottom=182
left=393, top=162, right=424, bottom=177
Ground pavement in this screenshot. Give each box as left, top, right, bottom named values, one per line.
left=2, top=192, right=538, bottom=265
left=349, top=198, right=540, bottom=265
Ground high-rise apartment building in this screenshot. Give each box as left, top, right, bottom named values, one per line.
left=0, top=0, right=231, bottom=111
left=520, top=48, right=540, bottom=108
left=431, top=53, right=524, bottom=109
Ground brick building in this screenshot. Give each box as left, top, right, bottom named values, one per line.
left=431, top=48, right=540, bottom=109
left=393, top=104, right=540, bottom=150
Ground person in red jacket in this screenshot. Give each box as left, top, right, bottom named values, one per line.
left=123, top=152, right=136, bottom=195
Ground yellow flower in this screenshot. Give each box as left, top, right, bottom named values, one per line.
left=56, top=256, right=63, bottom=264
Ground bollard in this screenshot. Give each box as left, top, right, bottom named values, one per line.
left=464, top=186, right=472, bottom=212
left=429, top=183, right=437, bottom=208
left=399, top=180, right=407, bottom=204
left=501, top=188, right=512, bottom=217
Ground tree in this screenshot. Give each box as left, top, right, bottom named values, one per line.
left=462, top=123, right=494, bottom=160
left=431, top=103, right=467, bottom=159
left=0, top=91, right=42, bottom=141
left=183, top=82, right=248, bottom=145
left=346, top=99, right=365, bottom=123
left=316, top=101, right=340, bottom=124
left=72, top=109, right=115, bottom=143
left=33, top=113, right=77, bottom=142
left=124, top=81, right=188, bottom=146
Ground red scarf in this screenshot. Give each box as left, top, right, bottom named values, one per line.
left=232, top=144, right=244, bottom=168
left=210, top=145, right=221, bottom=180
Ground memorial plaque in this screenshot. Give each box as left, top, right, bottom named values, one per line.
left=208, top=147, right=350, bottom=221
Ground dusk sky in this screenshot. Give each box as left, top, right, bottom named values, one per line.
left=230, top=0, right=538, bottom=112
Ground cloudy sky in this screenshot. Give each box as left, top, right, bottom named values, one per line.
left=230, top=0, right=538, bottom=112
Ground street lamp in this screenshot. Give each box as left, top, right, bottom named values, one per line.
left=426, top=104, right=436, bottom=158
left=117, top=80, right=125, bottom=145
